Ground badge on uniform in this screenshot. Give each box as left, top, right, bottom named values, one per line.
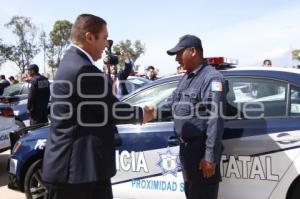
left=211, top=81, right=223, bottom=92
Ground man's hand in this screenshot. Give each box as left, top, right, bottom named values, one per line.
left=199, top=159, right=216, bottom=178
left=119, top=50, right=126, bottom=59
left=143, top=105, right=156, bottom=123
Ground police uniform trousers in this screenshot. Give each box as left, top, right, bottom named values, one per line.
left=30, top=117, right=48, bottom=126
left=45, top=180, right=113, bottom=199
left=30, top=109, right=48, bottom=125
left=179, top=137, right=220, bottom=199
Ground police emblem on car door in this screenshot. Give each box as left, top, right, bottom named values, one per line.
left=112, top=82, right=186, bottom=199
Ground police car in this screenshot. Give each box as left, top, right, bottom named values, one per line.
left=0, top=82, right=31, bottom=127
left=0, top=106, right=19, bottom=152
left=7, top=59, right=300, bottom=199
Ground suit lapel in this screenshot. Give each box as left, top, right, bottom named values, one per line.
left=69, top=46, right=93, bottom=65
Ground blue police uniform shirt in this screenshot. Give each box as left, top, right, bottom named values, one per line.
left=27, top=74, right=50, bottom=114
left=161, top=63, right=226, bottom=163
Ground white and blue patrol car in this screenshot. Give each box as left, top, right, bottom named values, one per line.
left=0, top=106, right=19, bottom=152
left=7, top=65, right=300, bottom=199
left=0, top=82, right=31, bottom=128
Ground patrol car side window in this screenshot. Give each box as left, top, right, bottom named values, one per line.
left=226, top=78, right=287, bottom=118
left=290, top=86, right=300, bottom=116
left=124, top=82, right=177, bottom=121
left=2, top=83, right=22, bottom=96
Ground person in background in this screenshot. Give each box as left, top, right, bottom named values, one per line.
left=104, top=51, right=133, bottom=98
left=145, top=65, right=158, bottom=81
left=9, top=76, right=19, bottom=84
left=0, top=75, right=11, bottom=95
left=26, top=64, right=50, bottom=125
left=263, top=59, right=272, bottom=67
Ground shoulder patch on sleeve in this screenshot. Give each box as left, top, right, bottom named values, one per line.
left=38, top=80, right=49, bottom=88
left=211, top=81, right=223, bottom=92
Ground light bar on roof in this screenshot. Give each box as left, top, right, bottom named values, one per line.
left=206, top=57, right=238, bottom=65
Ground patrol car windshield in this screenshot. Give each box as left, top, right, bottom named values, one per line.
left=124, top=82, right=177, bottom=107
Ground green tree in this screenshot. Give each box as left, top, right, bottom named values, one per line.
left=112, top=39, right=146, bottom=70
left=46, top=20, right=72, bottom=74
left=292, top=49, right=300, bottom=62
left=4, top=16, right=40, bottom=73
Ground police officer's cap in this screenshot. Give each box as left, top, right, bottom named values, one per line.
left=26, top=64, right=39, bottom=72
left=167, top=34, right=203, bottom=56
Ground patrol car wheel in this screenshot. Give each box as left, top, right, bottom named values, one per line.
left=289, top=180, right=300, bottom=199
left=24, top=159, right=48, bottom=199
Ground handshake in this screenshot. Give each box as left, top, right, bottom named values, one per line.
left=143, top=105, right=157, bottom=123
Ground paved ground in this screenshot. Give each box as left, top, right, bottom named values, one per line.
left=0, top=150, right=25, bottom=199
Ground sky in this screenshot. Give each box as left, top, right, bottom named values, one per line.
left=0, top=0, right=300, bottom=77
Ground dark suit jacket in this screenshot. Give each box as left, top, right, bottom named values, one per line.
left=42, top=46, right=143, bottom=184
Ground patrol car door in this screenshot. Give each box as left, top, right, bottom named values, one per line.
left=112, top=81, right=185, bottom=199
left=11, top=82, right=31, bottom=126
left=220, top=77, right=300, bottom=199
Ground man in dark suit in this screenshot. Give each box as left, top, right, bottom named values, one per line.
left=42, top=14, right=154, bottom=199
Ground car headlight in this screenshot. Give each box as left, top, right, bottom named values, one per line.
left=12, top=141, right=22, bottom=154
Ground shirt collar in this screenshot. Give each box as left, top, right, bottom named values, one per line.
left=186, top=63, right=206, bottom=79
left=72, top=44, right=95, bottom=65
left=191, top=65, right=202, bottom=74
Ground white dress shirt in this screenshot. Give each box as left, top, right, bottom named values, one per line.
left=72, top=44, right=95, bottom=65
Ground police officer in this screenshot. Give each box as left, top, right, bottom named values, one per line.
left=27, top=64, right=50, bottom=125
left=159, top=35, right=225, bottom=199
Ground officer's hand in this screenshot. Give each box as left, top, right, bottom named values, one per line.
left=199, top=159, right=216, bottom=178
left=143, top=105, right=157, bottom=123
